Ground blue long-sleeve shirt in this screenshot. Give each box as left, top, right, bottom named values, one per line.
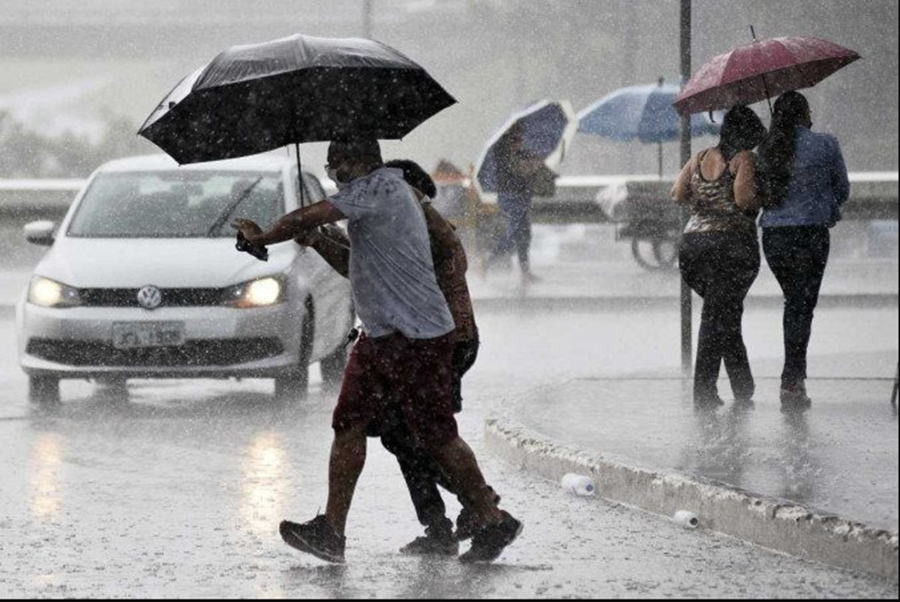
left=760, top=127, right=850, bottom=229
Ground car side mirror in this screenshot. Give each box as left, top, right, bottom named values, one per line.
left=24, top=221, right=56, bottom=247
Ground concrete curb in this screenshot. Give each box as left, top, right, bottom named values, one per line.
left=471, top=294, right=899, bottom=312
left=485, top=416, right=899, bottom=582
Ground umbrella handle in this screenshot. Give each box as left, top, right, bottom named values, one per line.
left=295, top=142, right=306, bottom=208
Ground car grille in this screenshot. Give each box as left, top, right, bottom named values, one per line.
left=26, top=338, right=284, bottom=367
left=79, top=288, right=225, bottom=308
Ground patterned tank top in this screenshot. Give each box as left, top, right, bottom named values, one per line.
left=685, top=150, right=758, bottom=236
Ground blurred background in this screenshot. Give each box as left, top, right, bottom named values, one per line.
left=0, top=0, right=897, bottom=179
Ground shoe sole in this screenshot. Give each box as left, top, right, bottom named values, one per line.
left=460, top=521, right=524, bottom=565
left=399, top=547, right=460, bottom=557
left=280, top=522, right=345, bottom=564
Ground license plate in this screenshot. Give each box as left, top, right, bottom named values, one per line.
left=112, top=322, right=185, bottom=350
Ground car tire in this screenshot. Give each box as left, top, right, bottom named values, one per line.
left=320, top=345, right=348, bottom=390
left=320, top=305, right=354, bottom=389
left=96, top=377, right=129, bottom=403
left=275, top=301, right=314, bottom=402
left=631, top=235, right=680, bottom=271
left=29, top=375, right=60, bottom=407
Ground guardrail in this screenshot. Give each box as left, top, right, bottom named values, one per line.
left=532, top=172, right=899, bottom=223
left=1, top=172, right=897, bottom=223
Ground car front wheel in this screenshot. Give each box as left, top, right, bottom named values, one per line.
left=29, top=375, right=60, bottom=407
left=320, top=305, right=354, bottom=389
left=275, top=302, right=314, bottom=402
left=320, top=344, right=348, bottom=389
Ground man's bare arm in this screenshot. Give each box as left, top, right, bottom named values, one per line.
left=232, top=201, right=345, bottom=247
left=311, top=236, right=351, bottom=279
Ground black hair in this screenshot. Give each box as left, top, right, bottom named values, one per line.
left=385, top=159, right=438, bottom=199
left=328, top=139, right=383, bottom=165
left=757, top=91, right=811, bottom=206
left=718, top=105, right=767, bottom=161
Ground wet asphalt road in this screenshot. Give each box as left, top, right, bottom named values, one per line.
left=1, top=307, right=898, bottom=598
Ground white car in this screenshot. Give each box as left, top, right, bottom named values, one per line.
left=16, top=154, right=354, bottom=405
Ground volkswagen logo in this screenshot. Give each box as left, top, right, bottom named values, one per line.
left=137, top=286, right=163, bottom=310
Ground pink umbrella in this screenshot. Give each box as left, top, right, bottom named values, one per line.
left=674, top=35, right=861, bottom=115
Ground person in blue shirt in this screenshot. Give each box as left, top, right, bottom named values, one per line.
left=758, top=91, right=851, bottom=411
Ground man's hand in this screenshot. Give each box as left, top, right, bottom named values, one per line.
left=293, top=229, right=322, bottom=248
left=231, top=219, right=263, bottom=244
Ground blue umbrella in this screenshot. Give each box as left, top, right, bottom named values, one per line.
left=578, top=79, right=721, bottom=178
left=476, top=100, right=577, bottom=195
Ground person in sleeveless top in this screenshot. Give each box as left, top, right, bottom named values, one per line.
left=756, top=92, right=850, bottom=412
left=672, top=106, right=768, bottom=409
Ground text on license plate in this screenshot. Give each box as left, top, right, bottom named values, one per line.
left=112, top=322, right=185, bottom=349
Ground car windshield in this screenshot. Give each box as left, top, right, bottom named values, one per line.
left=67, top=171, right=284, bottom=238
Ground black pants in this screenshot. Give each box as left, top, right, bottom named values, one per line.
left=452, top=340, right=480, bottom=413
left=680, top=231, right=760, bottom=400
left=490, top=195, right=533, bottom=271
left=763, top=226, right=831, bottom=387
left=379, top=339, right=480, bottom=531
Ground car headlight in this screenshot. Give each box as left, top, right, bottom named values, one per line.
left=224, top=277, right=285, bottom=309
left=28, top=276, right=82, bottom=308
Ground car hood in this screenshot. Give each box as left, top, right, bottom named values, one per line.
left=36, top=237, right=296, bottom=289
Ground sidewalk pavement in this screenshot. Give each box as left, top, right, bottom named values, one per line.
left=488, top=351, right=899, bottom=580
left=469, top=256, right=900, bottom=305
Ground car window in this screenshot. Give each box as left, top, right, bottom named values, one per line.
left=290, top=169, right=327, bottom=207
left=302, top=172, right=328, bottom=204
left=67, top=171, right=284, bottom=238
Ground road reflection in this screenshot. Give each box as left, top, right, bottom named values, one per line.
left=241, top=431, right=289, bottom=538
left=778, top=408, right=816, bottom=503
left=29, top=432, right=63, bottom=520
left=686, top=403, right=753, bottom=488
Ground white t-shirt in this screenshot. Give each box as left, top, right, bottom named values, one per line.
left=327, top=167, right=456, bottom=340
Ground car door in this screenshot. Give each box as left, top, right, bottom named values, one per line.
left=290, top=170, right=353, bottom=358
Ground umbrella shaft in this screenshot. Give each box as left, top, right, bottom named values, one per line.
left=295, top=143, right=306, bottom=208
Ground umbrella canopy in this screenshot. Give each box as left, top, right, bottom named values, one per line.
left=578, top=81, right=720, bottom=143
left=475, top=100, right=577, bottom=195
left=674, top=36, right=860, bottom=115
left=139, top=33, right=456, bottom=164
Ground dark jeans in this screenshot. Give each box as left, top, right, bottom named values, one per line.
left=763, top=226, right=831, bottom=387
left=680, top=231, right=761, bottom=400
left=490, top=194, right=533, bottom=270
left=380, top=419, right=456, bottom=531
left=378, top=339, right=480, bottom=531
left=452, top=339, right=480, bottom=413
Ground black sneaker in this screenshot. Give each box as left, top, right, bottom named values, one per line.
left=400, top=522, right=459, bottom=557
left=694, top=392, right=726, bottom=410
left=459, top=512, right=523, bottom=564
left=733, top=397, right=755, bottom=410
left=455, top=490, right=501, bottom=542
left=279, top=516, right=346, bottom=564
left=781, top=383, right=812, bottom=412
left=455, top=508, right=478, bottom=543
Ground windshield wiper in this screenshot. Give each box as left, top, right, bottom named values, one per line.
left=207, top=176, right=264, bottom=237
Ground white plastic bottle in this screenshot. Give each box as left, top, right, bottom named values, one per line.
left=673, top=510, right=700, bottom=529
left=561, top=473, right=596, bottom=496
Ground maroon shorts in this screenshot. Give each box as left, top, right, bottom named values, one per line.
left=332, top=331, right=459, bottom=452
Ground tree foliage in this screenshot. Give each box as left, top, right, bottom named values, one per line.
left=0, top=111, right=152, bottom=178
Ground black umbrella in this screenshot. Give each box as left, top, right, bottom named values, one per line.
left=138, top=33, right=456, bottom=166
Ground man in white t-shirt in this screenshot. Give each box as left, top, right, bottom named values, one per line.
left=232, top=139, right=521, bottom=564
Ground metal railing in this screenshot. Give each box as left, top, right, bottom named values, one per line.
left=1, top=172, right=897, bottom=222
